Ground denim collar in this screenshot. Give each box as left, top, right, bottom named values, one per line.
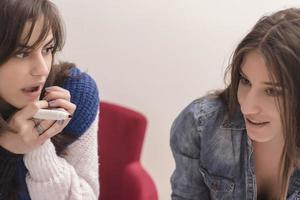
left=220, top=108, right=246, bottom=130
left=288, top=169, right=300, bottom=195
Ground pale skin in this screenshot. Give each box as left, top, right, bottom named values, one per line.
left=237, top=50, right=284, bottom=199
left=0, top=17, right=76, bottom=154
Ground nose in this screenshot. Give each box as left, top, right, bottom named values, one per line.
left=30, top=54, right=50, bottom=77
left=239, top=90, right=261, bottom=115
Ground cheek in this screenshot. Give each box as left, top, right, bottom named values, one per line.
left=46, top=56, right=53, bottom=70
left=263, top=100, right=282, bottom=127
left=237, top=84, right=245, bottom=104
left=274, top=98, right=282, bottom=113
left=0, top=70, right=20, bottom=90
left=267, top=98, right=281, bottom=116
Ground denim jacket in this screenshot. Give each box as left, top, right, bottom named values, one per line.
left=170, top=96, right=300, bottom=200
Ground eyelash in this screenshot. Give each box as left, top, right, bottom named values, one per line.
left=239, top=75, right=250, bottom=86
left=43, top=46, right=55, bottom=54
left=14, top=45, right=55, bottom=59
left=238, top=74, right=282, bottom=97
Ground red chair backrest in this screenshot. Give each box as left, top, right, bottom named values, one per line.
left=98, top=102, right=148, bottom=200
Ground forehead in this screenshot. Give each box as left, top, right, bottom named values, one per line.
left=20, top=16, right=53, bottom=47
left=241, top=51, right=276, bottom=82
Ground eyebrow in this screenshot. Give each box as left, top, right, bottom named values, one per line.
left=17, top=37, right=54, bottom=50
left=239, top=70, right=282, bottom=87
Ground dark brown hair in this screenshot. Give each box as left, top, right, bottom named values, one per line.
left=220, top=8, right=300, bottom=199
left=0, top=0, right=76, bottom=199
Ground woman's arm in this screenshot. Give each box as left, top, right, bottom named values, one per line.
left=24, top=112, right=99, bottom=200
left=170, top=101, right=210, bottom=200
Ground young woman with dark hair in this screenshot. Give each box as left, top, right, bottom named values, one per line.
left=171, top=8, right=300, bottom=200
left=0, top=0, right=99, bottom=199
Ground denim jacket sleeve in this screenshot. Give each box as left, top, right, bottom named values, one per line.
left=170, top=99, right=210, bottom=199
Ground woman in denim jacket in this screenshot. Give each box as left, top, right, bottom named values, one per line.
left=171, top=8, right=300, bottom=200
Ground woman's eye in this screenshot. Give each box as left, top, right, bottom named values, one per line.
left=239, top=75, right=250, bottom=86
left=42, top=46, right=54, bottom=55
left=265, top=88, right=282, bottom=96
left=15, top=52, right=30, bottom=59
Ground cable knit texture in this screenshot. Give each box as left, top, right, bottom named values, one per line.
left=63, top=67, right=99, bottom=136
left=24, top=114, right=99, bottom=199
left=16, top=66, right=100, bottom=200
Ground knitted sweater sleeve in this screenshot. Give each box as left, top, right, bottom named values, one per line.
left=24, top=111, right=99, bottom=200
left=23, top=67, right=100, bottom=199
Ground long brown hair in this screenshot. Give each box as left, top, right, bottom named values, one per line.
left=0, top=0, right=77, bottom=199
left=220, top=8, right=300, bottom=199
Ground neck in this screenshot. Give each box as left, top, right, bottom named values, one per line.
left=252, top=135, right=285, bottom=180
left=252, top=135, right=285, bottom=197
left=252, top=134, right=284, bottom=160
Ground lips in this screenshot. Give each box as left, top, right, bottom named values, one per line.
left=21, top=83, right=44, bottom=99
left=22, top=86, right=40, bottom=92
left=246, top=118, right=269, bottom=126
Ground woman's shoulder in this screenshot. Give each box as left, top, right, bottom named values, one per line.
left=62, top=66, right=100, bottom=137
left=170, top=95, right=226, bottom=153
left=191, top=95, right=224, bottom=114
left=174, top=95, right=226, bottom=128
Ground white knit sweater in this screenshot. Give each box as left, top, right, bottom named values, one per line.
left=23, top=113, right=99, bottom=199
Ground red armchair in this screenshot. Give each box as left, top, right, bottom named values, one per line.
left=98, top=102, right=158, bottom=200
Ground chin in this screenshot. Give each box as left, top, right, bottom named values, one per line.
left=14, top=98, right=40, bottom=109
left=13, top=102, right=26, bottom=109
left=248, top=133, right=274, bottom=143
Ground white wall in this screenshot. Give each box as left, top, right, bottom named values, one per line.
left=53, top=1, right=300, bottom=199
